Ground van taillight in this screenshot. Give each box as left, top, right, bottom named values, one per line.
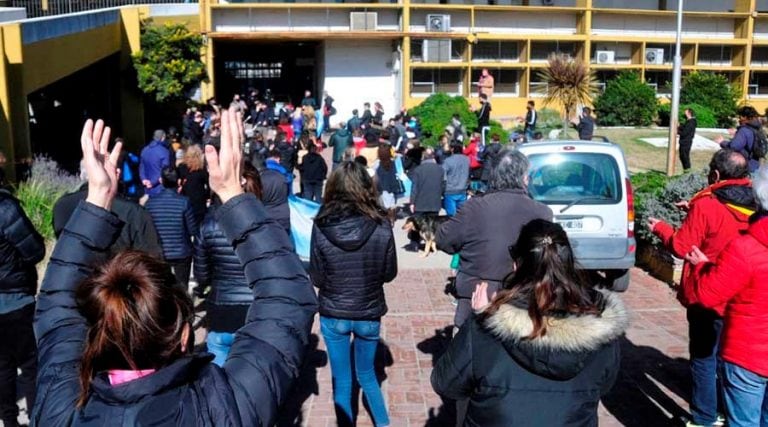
left=626, top=177, right=635, bottom=240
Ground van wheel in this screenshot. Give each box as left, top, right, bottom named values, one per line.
left=607, top=270, right=630, bottom=292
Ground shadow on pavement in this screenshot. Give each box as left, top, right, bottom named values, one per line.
left=277, top=334, right=328, bottom=426
left=602, top=336, right=691, bottom=427
left=417, top=326, right=458, bottom=427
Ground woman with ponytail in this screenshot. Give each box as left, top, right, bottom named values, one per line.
left=431, top=219, right=629, bottom=426
left=32, top=108, right=317, bottom=426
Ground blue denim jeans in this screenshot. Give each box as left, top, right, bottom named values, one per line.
left=723, top=361, right=768, bottom=427
left=687, top=307, right=724, bottom=425
left=443, top=193, right=467, bottom=217
left=320, top=316, right=390, bottom=427
left=206, top=331, right=235, bottom=367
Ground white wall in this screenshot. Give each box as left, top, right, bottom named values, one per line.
left=212, top=8, right=399, bottom=32
left=474, top=11, right=577, bottom=34
left=592, top=14, right=734, bottom=39
left=593, top=0, right=734, bottom=12
left=322, top=40, right=399, bottom=124
left=0, top=7, right=26, bottom=23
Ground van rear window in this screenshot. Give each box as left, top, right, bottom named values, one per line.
left=527, top=152, right=622, bottom=205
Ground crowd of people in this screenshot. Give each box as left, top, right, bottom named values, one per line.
left=1, top=86, right=768, bottom=427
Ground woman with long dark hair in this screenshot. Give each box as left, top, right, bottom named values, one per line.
left=33, top=110, right=317, bottom=426
left=376, top=144, right=400, bottom=224
left=310, top=161, right=397, bottom=427
left=194, top=161, right=263, bottom=366
left=432, top=219, right=628, bottom=426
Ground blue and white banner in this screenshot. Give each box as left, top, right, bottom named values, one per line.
left=289, top=195, right=320, bottom=260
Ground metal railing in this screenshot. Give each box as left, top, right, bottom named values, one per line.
left=10, top=0, right=195, bottom=19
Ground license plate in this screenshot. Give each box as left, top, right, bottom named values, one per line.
left=557, top=219, right=583, bottom=231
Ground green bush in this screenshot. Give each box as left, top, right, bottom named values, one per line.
left=680, top=72, right=740, bottom=128
left=14, top=157, right=81, bottom=241
left=658, top=103, right=718, bottom=128
left=408, top=93, right=478, bottom=147
left=132, top=22, right=207, bottom=103
left=631, top=170, right=669, bottom=213
left=593, top=71, right=658, bottom=126
left=488, top=120, right=510, bottom=144
left=634, top=170, right=709, bottom=246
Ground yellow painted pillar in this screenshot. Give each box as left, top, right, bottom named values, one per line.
left=119, top=7, right=146, bottom=151
left=2, top=24, right=31, bottom=168
left=401, top=0, right=411, bottom=110
left=0, top=27, right=15, bottom=181
left=200, top=0, right=216, bottom=101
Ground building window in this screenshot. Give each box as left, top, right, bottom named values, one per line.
left=472, top=41, right=520, bottom=62
left=752, top=46, right=768, bottom=66
left=411, top=39, right=465, bottom=63
left=645, top=71, right=673, bottom=96
left=470, top=68, right=520, bottom=96
left=224, top=61, right=283, bottom=79
left=530, top=42, right=576, bottom=62
left=749, top=71, right=768, bottom=96
left=697, top=45, right=733, bottom=66
left=411, top=68, right=464, bottom=96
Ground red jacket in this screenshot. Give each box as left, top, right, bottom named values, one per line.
left=652, top=178, right=754, bottom=314
left=464, top=140, right=481, bottom=169
left=690, top=213, right=768, bottom=377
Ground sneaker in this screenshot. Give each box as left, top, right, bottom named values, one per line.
left=714, top=414, right=726, bottom=426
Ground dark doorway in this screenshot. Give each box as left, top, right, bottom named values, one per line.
left=27, top=54, right=122, bottom=173
left=214, top=40, right=320, bottom=107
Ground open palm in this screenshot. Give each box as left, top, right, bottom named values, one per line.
left=81, top=119, right=122, bottom=210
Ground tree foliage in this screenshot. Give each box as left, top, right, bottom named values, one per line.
left=408, top=93, right=478, bottom=147
left=536, top=54, right=598, bottom=131
left=658, top=103, right=717, bottom=128
left=680, top=72, right=740, bottom=128
left=132, top=22, right=207, bottom=103
left=593, top=72, right=658, bottom=126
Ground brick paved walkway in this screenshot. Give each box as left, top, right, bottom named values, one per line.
left=277, top=268, right=692, bottom=427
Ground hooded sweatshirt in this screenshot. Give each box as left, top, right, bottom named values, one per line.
left=309, top=214, right=397, bottom=320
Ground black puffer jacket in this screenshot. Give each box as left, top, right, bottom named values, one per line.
left=33, top=195, right=318, bottom=427
left=299, top=152, right=328, bottom=184
left=432, top=291, right=628, bottom=426
left=309, top=214, right=397, bottom=320
left=0, top=190, right=45, bottom=294
left=480, top=143, right=503, bottom=181
left=260, top=168, right=291, bottom=234
left=194, top=205, right=250, bottom=306
left=145, top=189, right=199, bottom=260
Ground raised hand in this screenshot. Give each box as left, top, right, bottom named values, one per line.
left=81, top=119, right=122, bottom=210
left=471, top=282, right=496, bottom=311
left=685, top=246, right=711, bottom=266
left=205, top=106, right=244, bottom=204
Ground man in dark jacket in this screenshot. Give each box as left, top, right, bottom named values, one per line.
left=442, top=143, right=470, bottom=217
left=299, top=143, right=328, bottom=203
left=410, top=149, right=445, bottom=216
left=0, top=189, right=45, bottom=427
left=475, top=94, right=491, bottom=131
left=437, top=149, right=553, bottom=327
left=301, top=90, right=316, bottom=109
left=649, top=150, right=753, bottom=427
left=140, top=129, right=172, bottom=196
left=52, top=162, right=163, bottom=258
left=574, top=106, right=595, bottom=141
left=329, top=123, right=353, bottom=170
left=360, top=103, right=373, bottom=129
left=524, top=100, right=537, bottom=142
left=257, top=155, right=292, bottom=236
left=145, top=167, right=200, bottom=288
left=678, top=108, right=698, bottom=171
left=717, top=105, right=763, bottom=173
left=431, top=290, right=627, bottom=426
left=347, top=110, right=361, bottom=133
left=322, top=91, right=335, bottom=133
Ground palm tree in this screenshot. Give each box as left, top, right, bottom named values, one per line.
left=536, top=53, right=598, bottom=138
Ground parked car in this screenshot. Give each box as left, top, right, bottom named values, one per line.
left=517, top=140, right=635, bottom=291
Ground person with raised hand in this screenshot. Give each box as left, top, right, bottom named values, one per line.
left=32, top=110, right=318, bottom=426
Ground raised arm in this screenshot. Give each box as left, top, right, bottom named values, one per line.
left=205, top=108, right=318, bottom=426
left=33, top=119, right=123, bottom=427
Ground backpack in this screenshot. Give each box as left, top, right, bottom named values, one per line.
left=750, top=127, right=768, bottom=160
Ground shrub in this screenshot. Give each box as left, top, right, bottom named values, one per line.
left=488, top=120, right=510, bottom=144
left=593, top=71, right=658, bottom=126
left=634, top=170, right=709, bottom=246
left=658, top=103, right=717, bottom=128
left=537, top=54, right=598, bottom=131
left=132, top=22, right=207, bottom=103
left=408, top=93, right=478, bottom=147
left=680, top=72, right=740, bottom=128
left=14, top=157, right=81, bottom=241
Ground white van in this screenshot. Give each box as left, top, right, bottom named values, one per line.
left=517, top=140, right=636, bottom=291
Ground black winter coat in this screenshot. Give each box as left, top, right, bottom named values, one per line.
left=32, top=195, right=318, bottom=427
left=309, top=214, right=397, bottom=320
left=52, top=185, right=163, bottom=258
left=299, top=152, right=328, bottom=184
left=410, top=160, right=445, bottom=213
left=145, top=189, right=199, bottom=260
left=260, top=168, right=291, bottom=234
left=0, top=190, right=45, bottom=294
left=432, top=291, right=628, bottom=427
left=194, top=205, right=250, bottom=306
left=576, top=115, right=595, bottom=141
left=480, top=143, right=502, bottom=182
left=678, top=117, right=697, bottom=146
left=179, top=165, right=209, bottom=226
left=376, top=164, right=400, bottom=195
left=436, top=189, right=552, bottom=298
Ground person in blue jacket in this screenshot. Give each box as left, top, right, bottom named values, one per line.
left=31, top=110, right=318, bottom=426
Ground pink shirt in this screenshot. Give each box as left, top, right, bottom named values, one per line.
left=108, top=369, right=156, bottom=386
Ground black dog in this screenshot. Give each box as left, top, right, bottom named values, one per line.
left=402, top=214, right=449, bottom=257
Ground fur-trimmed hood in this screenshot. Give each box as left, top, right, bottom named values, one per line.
left=483, top=290, right=630, bottom=380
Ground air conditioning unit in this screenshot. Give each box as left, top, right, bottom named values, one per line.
left=596, top=50, right=615, bottom=64
left=423, top=39, right=452, bottom=62
left=350, top=12, right=377, bottom=31
left=542, top=0, right=555, bottom=5
left=426, top=14, right=451, bottom=32
left=645, top=48, right=665, bottom=65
